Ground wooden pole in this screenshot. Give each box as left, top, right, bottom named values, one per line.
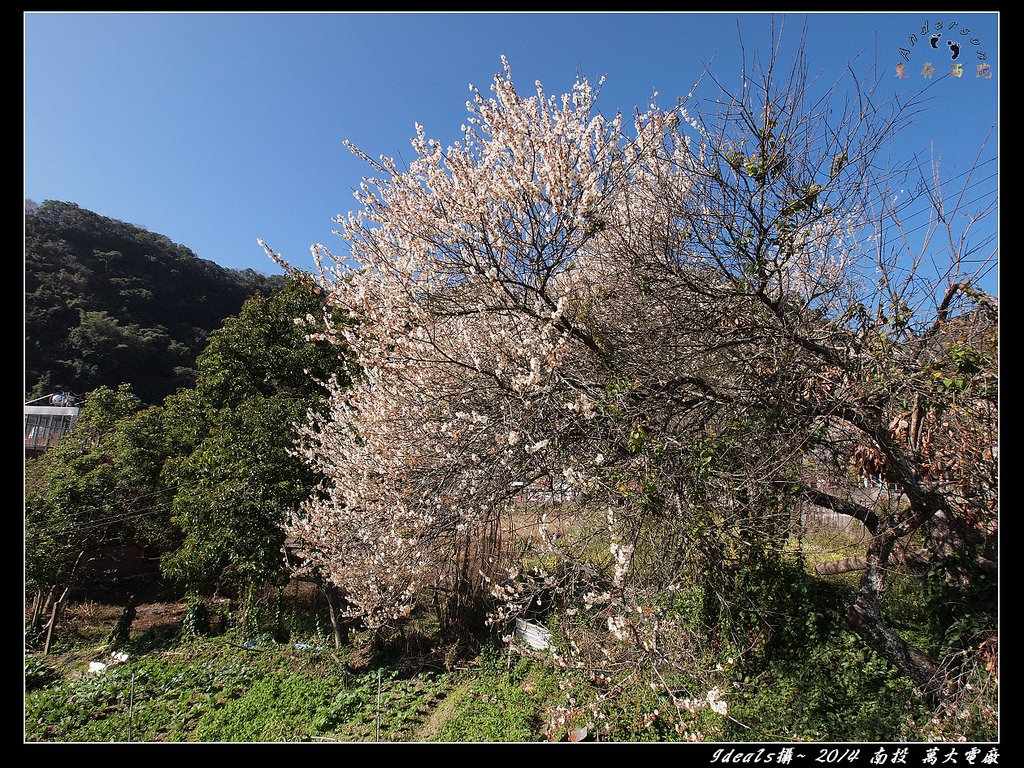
left=127, top=672, right=136, bottom=742
left=42, top=587, right=71, bottom=655
left=43, top=601, right=59, bottom=655
left=375, top=669, right=382, bottom=742
left=35, top=586, right=56, bottom=635
left=28, top=591, right=43, bottom=638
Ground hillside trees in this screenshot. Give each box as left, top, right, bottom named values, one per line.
left=279, top=48, right=996, bottom=728
left=25, top=201, right=282, bottom=403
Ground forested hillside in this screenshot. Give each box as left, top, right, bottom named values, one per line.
left=25, top=201, right=283, bottom=403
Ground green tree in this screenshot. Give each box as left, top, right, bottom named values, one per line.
left=68, top=310, right=173, bottom=388
left=25, top=279, right=351, bottom=647
left=25, top=385, right=177, bottom=649
left=161, top=280, right=350, bottom=633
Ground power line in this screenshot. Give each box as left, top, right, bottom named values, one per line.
left=889, top=187, right=997, bottom=242
left=30, top=502, right=172, bottom=537
left=29, top=494, right=178, bottom=536
left=59, top=503, right=176, bottom=535
left=873, top=172, right=997, bottom=240
left=26, top=484, right=180, bottom=530
left=887, top=156, right=996, bottom=218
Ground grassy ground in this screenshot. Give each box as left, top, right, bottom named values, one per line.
left=25, top=524, right=991, bottom=744
left=791, top=522, right=868, bottom=574
left=24, top=591, right=566, bottom=743
left=24, top=596, right=701, bottom=743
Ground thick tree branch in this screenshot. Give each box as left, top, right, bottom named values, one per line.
left=800, top=487, right=879, bottom=534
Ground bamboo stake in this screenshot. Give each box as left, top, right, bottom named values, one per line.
left=127, top=672, right=136, bottom=742
left=375, top=669, right=382, bottom=742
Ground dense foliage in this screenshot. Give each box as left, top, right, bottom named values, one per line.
left=162, top=280, right=351, bottom=602
left=25, top=201, right=282, bottom=403
left=26, top=388, right=175, bottom=601
left=26, top=279, right=348, bottom=646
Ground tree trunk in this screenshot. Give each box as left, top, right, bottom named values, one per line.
left=845, top=600, right=939, bottom=692
left=33, top=586, right=57, bottom=637
left=846, top=518, right=941, bottom=695
left=42, top=586, right=71, bottom=655
left=800, top=487, right=879, bottom=533
left=322, top=583, right=347, bottom=649
left=822, top=404, right=961, bottom=697
left=108, top=593, right=137, bottom=648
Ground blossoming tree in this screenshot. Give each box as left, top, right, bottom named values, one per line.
left=268, top=49, right=996, bottom=735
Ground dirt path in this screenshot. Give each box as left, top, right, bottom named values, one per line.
left=409, top=679, right=466, bottom=742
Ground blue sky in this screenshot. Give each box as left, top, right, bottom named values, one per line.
left=25, top=12, right=998, bottom=288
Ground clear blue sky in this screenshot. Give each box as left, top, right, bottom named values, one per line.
left=25, top=11, right=998, bottom=289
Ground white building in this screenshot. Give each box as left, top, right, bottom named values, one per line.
left=25, top=393, right=80, bottom=455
